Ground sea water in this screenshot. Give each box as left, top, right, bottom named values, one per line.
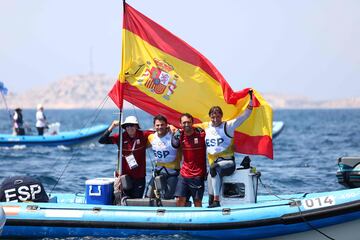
left=1, top=108, right=360, bottom=239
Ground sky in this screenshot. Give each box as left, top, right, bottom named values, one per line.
left=1, top=0, right=359, bottom=101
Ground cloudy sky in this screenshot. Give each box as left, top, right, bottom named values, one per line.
left=1, top=0, right=359, bottom=100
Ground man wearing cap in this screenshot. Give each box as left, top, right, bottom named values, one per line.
left=99, top=116, right=153, bottom=200
left=35, top=104, right=47, bottom=135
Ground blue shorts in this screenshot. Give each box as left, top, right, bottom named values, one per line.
left=174, top=175, right=204, bottom=201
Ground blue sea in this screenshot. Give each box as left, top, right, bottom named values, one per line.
left=1, top=108, right=360, bottom=239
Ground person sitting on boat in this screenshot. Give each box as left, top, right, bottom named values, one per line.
left=172, top=113, right=207, bottom=207
left=195, top=90, right=254, bottom=208
left=146, top=115, right=181, bottom=200
left=13, top=108, right=25, bottom=136
left=98, top=116, right=152, bottom=202
left=35, top=104, right=47, bottom=136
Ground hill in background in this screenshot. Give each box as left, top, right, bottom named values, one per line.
left=2, top=74, right=360, bottom=109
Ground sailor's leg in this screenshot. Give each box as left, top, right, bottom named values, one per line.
left=165, top=175, right=178, bottom=199
left=207, top=172, right=214, bottom=205
left=145, top=176, right=155, bottom=198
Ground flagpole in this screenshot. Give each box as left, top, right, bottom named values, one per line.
left=116, top=0, right=126, bottom=177
left=117, top=108, right=123, bottom=176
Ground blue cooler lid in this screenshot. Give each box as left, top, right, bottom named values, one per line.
left=85, top=178, right=114, bottom=185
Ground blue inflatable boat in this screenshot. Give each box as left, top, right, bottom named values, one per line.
left=0, top=124, right=108, bottom=147
left=1, top=167, right=360, bottom=239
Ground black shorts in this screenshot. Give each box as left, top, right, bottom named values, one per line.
left=174, top=175, right=204, bottom=201
left=123, top=177, right=145, bottom=199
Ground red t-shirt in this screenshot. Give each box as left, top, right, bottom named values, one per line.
left=110, top=130, right=152, bottom=179
left=179, top=129, right=207, bottom=178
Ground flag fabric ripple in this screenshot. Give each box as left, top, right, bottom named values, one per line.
left=109, top=3, right=273, bottom=159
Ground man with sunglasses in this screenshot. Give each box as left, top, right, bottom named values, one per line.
left=99, top=116, right=152, bottom=201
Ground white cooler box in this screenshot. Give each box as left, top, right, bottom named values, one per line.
left=85, top=178, right=114, bottom=205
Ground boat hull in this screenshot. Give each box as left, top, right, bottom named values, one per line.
left=0, top=124, right=108, bottom=147
left=272, top=121, right=285, bottom=139
left=2, top=188, right=360, bottom=239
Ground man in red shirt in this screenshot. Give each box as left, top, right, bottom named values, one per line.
left=99, top=116, right=152, bottom=199
left=172, top=113, right=207, bottom=207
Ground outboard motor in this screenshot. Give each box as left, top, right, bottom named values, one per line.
left=337, top=157, right=360, bottom=188
left=221, top=156, right=260, bottom=205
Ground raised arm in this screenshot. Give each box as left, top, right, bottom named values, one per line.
left=98, top=120, right=119, bottom=144
left=226, top=90, right=254, bottom=137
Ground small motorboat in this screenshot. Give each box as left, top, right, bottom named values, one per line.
left=1, top=158, right=360, bottom=239
left=273, top=121, right=285, bottom=138
left=336, top=156, right=360, bottom=188
left=0, top=124, right=108, bottom=147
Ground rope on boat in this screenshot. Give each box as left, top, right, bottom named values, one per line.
left=48, top=95, right=109, bottom=194
left=258, top=177, right=335, bottom=240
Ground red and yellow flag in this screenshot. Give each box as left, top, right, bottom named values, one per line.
left=109, top=3, right=273, bottom=159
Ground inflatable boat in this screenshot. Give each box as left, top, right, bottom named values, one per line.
left=1, top=164, right=360, bottom=240
left=0, top=124, right=108, bottom=147
left=272, top=121, right=285, bottom=139
left=337, top=156, right=360, bottom=188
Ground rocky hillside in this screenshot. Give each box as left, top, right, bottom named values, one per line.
left=5, top=74, right=118, bottom=109
left=3, top=74, right=360, bottom=109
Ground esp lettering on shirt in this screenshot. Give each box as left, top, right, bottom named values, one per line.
left=153, top=150, right=170, bottom=158
left=205, top=138, right=224, bottom=147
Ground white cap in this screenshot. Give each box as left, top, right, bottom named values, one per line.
left=37, top=104, right=43, bottom=110
left=121, top=116, right=140, bottom=128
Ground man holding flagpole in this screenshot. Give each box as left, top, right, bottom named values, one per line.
left=99, top=116, right=152, bottom=202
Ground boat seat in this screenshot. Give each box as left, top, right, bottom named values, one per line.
left=124, top=198, right=191, bottom=207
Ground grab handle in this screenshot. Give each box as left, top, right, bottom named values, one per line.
left=89, top=185, right=101, bottom=196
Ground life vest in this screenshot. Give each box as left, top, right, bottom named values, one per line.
left=203, top=122, right=234, bottom=166
left=148, top=132, right=180, bottom=170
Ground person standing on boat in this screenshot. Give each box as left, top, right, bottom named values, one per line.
left=99, top=116, right=152, bottom=200
left=172, top=113, right=207, bottom=207
left=13, top=108, right=25, bottom=136
left=35, top=104, right=47, bottom=135
left=146, top=115, right=181, bottom=200
left=196, top=90, right=254, bottom=208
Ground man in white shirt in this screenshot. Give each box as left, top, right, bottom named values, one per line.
left=36, top=104, right=47, bottom=135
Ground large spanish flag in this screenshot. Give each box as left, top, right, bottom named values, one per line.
left=109, top=3, right=273, bottom=159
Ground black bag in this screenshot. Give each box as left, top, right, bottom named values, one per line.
left=0, top=176, right=49, bottom=202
